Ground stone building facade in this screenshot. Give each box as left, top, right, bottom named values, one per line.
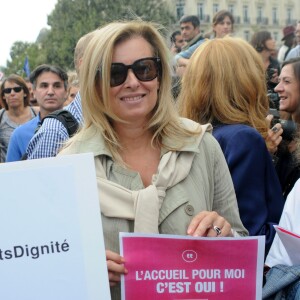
left=166, top=0, right=300, bottom=46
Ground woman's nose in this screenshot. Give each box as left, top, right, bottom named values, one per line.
left=124, top=69, right=140, bottom=88
left=274, top=82, right=282, bottom=93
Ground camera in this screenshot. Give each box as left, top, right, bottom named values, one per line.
left=268, top=91, right=297, bottom=141
left=267, top=68, right=276, bottom=79
left=269, top=108, right=297, bottom=141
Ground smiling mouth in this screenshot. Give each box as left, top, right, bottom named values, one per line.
left=121, top=95, right=144, bottom=102
left=279, top=96, right=287, bottom=101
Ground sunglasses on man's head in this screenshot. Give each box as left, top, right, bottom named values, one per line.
left=109, top=57, right=161, bottom=87
left=3, top=87, right=23, bottom=94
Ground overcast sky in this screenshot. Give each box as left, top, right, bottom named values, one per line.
left=0, top=0, right=57, bottom=67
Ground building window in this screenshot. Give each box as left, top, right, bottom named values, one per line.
left=256, top=6, right=263, bottom=24
left=228, top=4, right=234, bottom=15
left=243, top=5, right=249, bottom=23
left=286, top=7, right=292, bottom=24
left=176, top=0, right=185, bottom=19
left=257, top=6, right=263, bottom=21
left=273, top=32, right=279, bottom=42
left=197, top=3, right=204, bottom=20
left=213, top=3, right=219, bottom=14
left=272, top=7, right=278, bottom=25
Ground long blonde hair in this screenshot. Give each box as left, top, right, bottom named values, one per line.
left=66, top=20, right=199, bottom=162
left=179, top=36, right=269, bottom=139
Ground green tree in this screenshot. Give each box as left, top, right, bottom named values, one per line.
left=43, top=0, right=176, bottom=69
left=1, top=42, right=46, bottom=78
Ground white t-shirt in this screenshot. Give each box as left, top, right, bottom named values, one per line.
left=265, top=179, right=300, bottom=267
left=277, top=44, right=289, bottom=64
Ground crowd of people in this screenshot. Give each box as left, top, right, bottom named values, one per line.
left=1, top=10, right=300, bottom=299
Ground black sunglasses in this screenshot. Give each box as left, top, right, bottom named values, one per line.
left=110, top=57, right=161, bottom=87
left=3, top=86, right=23, bottom=94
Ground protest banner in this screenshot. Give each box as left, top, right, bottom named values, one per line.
left=0, top=153, right=110, bottom=300
left=120, top=233, right=265, bottom=300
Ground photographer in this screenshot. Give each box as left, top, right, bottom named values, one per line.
left=272, top=57, right=300, bottom=199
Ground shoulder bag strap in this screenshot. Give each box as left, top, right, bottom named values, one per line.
left=30, top=106, right=38, bottom=117
left=0, top=109, right=5, bottom=124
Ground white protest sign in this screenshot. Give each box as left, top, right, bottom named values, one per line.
left=0, top=153, right=110, bottom=300
left=274, top=225, right=300, bottom=265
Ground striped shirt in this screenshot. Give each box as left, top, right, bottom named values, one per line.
left=26, top=93, right=82, bottom=159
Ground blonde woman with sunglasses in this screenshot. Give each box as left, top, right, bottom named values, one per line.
left=0, top=74, right=39, bottom=162
left=58, top=20, right=247, bottom=300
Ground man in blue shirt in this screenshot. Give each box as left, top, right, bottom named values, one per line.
left=22, top=30, right=96, bottom=159
left=6, top=65, right=68, bottom=162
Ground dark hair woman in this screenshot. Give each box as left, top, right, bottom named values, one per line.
left=0, top=74, right=39, bottom=162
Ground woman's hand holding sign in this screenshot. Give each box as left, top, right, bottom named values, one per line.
left=187, top=211, right=233, bottom=237
left=106, top=250, right=128, bottom=286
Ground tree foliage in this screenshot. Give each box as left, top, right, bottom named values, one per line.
left=1, top=0, right=176, bottom=76
left=2, top=42, right=46, bottom=78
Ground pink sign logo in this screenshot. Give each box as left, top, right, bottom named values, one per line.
left=182, top=250, right=197, bottom=262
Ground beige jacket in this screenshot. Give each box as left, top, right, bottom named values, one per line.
left=59, top=119, right=247, bottom=300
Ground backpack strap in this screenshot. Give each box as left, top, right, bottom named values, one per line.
left=30, top=106, right=38, bottom=117
left=21, top=109, right=79, bottom=160
left=43, top=109, right=79, bottom=137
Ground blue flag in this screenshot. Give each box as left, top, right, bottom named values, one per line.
left=23, top=56, right=31, bottom=77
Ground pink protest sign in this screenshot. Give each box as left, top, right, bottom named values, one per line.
left=120, top=233, right=265, bottom=300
